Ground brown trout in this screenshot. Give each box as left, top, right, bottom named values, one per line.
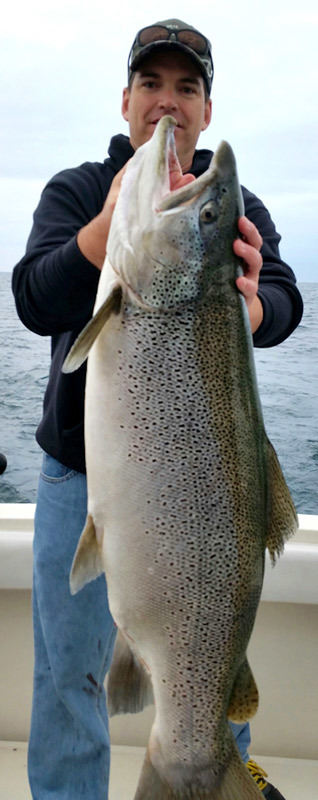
left=63, top=116, right=297, bottom=799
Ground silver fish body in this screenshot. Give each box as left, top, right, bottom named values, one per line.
left=63, top=116, right=297, bottom=799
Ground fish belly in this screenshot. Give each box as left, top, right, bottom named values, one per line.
left=85, top=300, right=265, bottom=772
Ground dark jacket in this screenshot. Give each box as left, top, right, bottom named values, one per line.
left=12, top=134, right=303, bottom=473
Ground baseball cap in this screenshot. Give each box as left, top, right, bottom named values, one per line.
left=128, top=19, right=214, bottom=95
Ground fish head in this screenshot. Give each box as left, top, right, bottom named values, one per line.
left=107, top=115, right=244, bottom=310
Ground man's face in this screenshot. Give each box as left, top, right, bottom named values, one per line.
left=122, top=51, right=212, bottom=172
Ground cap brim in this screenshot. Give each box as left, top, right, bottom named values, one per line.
left=130, top=41, right=210, bottom=92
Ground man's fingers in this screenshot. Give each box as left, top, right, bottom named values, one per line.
left=168, top=150, right=196, bottom=190
left=171, top=173, right=196, bottom=190
left=233, top=238, right=263, bottom=276
left=236, top=274, right=257, bottom=299
left=237, top=216, right=263, bottom=251
left=233, top=217, right=263, bottom=288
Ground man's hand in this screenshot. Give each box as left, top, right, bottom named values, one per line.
left=102, top=164, right=128, bottom=218
left=77, top=158, right=195, bottom=271
left=168, top=150, right=196, bottom=191
left=77, top=165, right=129, bottom=271
left=233, top=216, right=264, bottom=334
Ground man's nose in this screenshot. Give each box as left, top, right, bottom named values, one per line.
left=158, top=91, right=178, bottom=111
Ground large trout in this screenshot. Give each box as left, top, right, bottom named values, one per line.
left=63, top=116, right=297, bottom=799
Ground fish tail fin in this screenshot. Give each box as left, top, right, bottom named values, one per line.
left=134, top=745, right=262, bottom=799
left=227, top=657, right=259, bottom=722
left=69, top=513, right=104, bottom=595
left=107, top=630, right=153, bottom=716
left=266, top=438, right=298, bottom=562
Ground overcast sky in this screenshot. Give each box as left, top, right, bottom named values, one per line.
left=1, top=0, right=317, bottom=280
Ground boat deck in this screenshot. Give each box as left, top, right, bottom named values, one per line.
left=0, top=741, right=317, bottom=799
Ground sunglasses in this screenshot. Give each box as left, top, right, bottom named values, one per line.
left=136, top=25, right=210, bottom=57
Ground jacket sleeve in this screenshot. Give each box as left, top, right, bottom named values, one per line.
left=11, top=164, right=109, bottom=336
left=242, top=187, right=303, bottom=348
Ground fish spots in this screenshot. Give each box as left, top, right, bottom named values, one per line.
left=80, top=125, right=297, bottom=793
left=107, top=295, right=265, bottom=770
left=133, top=229, right=205, bottom=310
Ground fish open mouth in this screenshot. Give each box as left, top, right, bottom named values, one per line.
left=155, top=115, right=244, bottom=217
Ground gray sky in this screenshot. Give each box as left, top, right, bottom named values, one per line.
left=1, top=0, right=317, bottom=279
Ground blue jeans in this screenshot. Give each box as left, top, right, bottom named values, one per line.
left=229, top=721, right=251, bottom=764
left=28, top=453, right=117, bottom=799
left=28, top=453, right=250, bottom=798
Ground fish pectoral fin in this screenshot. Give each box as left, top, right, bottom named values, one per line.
left=107, top=629, right=153, bottom=717
left=69, top=513, right=104, bottom=595
left=266, top=438, right=298, bottom=563
left=227, top=658, right=258, bottom=722
left=62, top=284, right=123, bottom=373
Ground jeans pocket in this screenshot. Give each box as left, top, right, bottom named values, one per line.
left=40, top=452, right=78, bottom=483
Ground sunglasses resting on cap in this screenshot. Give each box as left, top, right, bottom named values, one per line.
left=128, top=19, right=214, bottom=95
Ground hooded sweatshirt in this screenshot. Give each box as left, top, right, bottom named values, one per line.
left=12, top=134, right=303, bottom=473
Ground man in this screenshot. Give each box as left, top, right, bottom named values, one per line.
left=12, top=18, right=303, bottom=800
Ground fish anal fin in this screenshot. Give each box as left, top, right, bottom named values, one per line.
left=134, top=744, right=262, bottom=799
left=69, top=513, right=104, bottom=595
left=108, top=629, right=153, bottom=716
left=62, top=284, right=122, bottom=373
left=266, top=438, right=298, bottom=563
left=227, top=658, right=258, bottom=722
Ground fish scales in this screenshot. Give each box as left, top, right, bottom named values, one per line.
left=63, top=116, right=297, bottom=799
left=87, top=294, right=263, bottom=757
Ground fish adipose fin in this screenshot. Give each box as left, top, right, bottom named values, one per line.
left=62, top=284, right=122, bottom=373
left=69, top=513, right=104, bottom=595
left=107, top=630, right=153, bottom=716
left=133, top=745, right=262, bottom=799
left=266, top=438, right=298, bottom=563
left=227, top=657, right=259, bottom=722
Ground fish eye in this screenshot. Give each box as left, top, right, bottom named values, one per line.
left=199, top=201, right=218, bottom=224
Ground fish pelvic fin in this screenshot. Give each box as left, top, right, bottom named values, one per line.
left=266, top=438, right=298, bottom=563
left=133, top=744, right=262, bottom=799
left=227, top=657, right=259, bottom=722
left=107, top=630, right=153, bottom=716
left=69, top=513, right=104, bottom=595
left=62, top=284, right=122, bottom=373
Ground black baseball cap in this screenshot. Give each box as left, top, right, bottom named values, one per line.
left=128, top=19, right=214, bottom=95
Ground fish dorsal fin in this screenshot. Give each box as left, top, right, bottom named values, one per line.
left=62, top=284, right=122, bottom=373
left=266, top=437, right=298, bottom=563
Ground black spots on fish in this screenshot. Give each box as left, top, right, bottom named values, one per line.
left=227, top=658, right=259, bottom=722
left=113, top=303, right=264, bottom=765
left=138, top=224, right=206, bottom=309
left=141, top=260, right=202, bottom=309
left=193, top=303, right=268, bottom=528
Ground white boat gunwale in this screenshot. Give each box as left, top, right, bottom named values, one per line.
left=1, top=505, right=318, bottom=603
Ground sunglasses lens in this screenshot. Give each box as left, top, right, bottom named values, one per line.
left=138, top=26, right=207, bottom=55
left=139, top=26, right=170, bottom=45
left=177, top=30, right=207, bottom=54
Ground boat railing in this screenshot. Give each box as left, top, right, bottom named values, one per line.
left=0, top=504, right=318, bottom=603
